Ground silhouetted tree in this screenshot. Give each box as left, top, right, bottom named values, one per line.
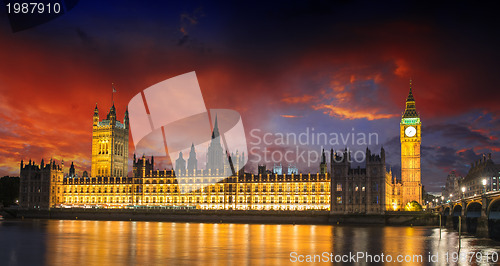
left=0, top=176, right=20, bottom=207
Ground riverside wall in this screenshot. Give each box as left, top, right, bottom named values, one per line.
left=14, top=209, right=439, bottom=226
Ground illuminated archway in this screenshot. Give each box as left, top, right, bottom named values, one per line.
left=487, top=198, right=500, bottom=241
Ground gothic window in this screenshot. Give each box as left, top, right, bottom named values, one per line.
left=337, top=183, right=342, bottom=191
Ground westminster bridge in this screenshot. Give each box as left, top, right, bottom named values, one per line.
left=435, top=191, right=500, bottom=240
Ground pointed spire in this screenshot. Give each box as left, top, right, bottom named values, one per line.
left=406, top=79, right=415, bottom=102
left=402, top=79, right=419, bottom=118
left=108, top=102, right=116, bottom=121
left=212, top=114, right=220, bottom=139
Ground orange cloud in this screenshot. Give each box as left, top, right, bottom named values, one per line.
left=313, top=104, right=398, bottom=120
left=281, top=95, right=314, bottom=104
left=280, top=115, right=303, bottom=118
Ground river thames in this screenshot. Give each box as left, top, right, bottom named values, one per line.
left=0, top=220, right=498, bottom=265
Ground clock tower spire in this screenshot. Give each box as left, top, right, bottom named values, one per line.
left=400, top=79, right=422, bottom=207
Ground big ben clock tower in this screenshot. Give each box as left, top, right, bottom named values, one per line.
left=400, top=80, right=422, bottom=206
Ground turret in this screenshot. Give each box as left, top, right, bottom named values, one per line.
left=108, top=104, right=116, bottom=124
left=124, top=108, right=129, bottom=128
left=69, top=162, right=76, bottom=177
left=93, top=103, right=99, bottom=127
left=320, top=149, right=327, bottom=175
left=381, top=146, right=385, bottom=162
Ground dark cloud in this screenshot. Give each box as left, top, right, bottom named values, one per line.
left=0, top=1, right=499, bottom=194
left=75, top=27, right=96, bottom=49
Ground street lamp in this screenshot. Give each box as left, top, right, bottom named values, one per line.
left=461, top=186, right=466, bottom=199
left=482, top=179, right=487, bottom=194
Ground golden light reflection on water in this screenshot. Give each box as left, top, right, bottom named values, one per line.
left=38, top=221, right=499, bottom=265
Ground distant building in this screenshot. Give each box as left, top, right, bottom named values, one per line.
left=330, top=148, right=387, bottom=214
left=442, top=171, right=463, bottom=201
left=19, top=159, right=64, bottom=209
left=461, top=154, right=500, bottom=198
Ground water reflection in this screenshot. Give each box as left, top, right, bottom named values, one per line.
left=0, top=220, right=498, bottom=265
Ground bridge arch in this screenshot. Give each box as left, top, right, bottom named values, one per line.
left=486, top=196, right=500, bottom=214
left=442, top=207, right=451, bottom=225
left=452, top=204, right=463, bottom=230
left=465, top=202, right=482, bottom=234
left=487, top=197, right=500, bottom=241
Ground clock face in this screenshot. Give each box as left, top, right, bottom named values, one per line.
left=405, top=126, right=417, bottom=137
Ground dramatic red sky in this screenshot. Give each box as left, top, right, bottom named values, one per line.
left=1, top=1, right=499, bottom=192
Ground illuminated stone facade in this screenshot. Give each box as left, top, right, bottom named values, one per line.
left=91, top=104, right=129, bottom=178
left=330, top=148, right=387, bottom=214
left=399, top=82, right=423, bottom=206
left=19, top=159, right=64, bottom=209
left=20, top=87, right=421, bottom=212
left=58, top=163, right=331, bottom=211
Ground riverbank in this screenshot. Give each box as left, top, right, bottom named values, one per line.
left=13, top=208, right=439, bottom=226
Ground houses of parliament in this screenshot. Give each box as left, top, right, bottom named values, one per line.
left=19, top=84, right=422, bottom=213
